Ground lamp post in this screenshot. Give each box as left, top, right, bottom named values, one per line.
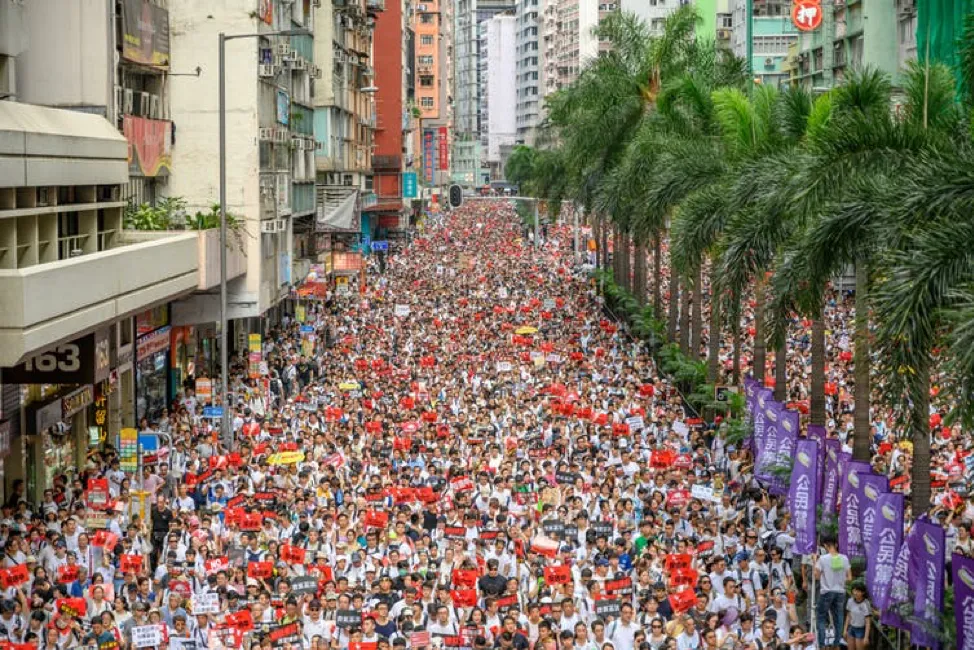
left=218, top=29, right=310, bottom=446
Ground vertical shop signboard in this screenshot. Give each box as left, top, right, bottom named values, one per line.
left=248, top=334, right=262, bottom=379
left=438, top=127, right=449, bottom=170
left=120, top=428, right=138, bottom=474
left=195, top=378, right=212, bottom=405
left=423, top=130, right=435, bottom=183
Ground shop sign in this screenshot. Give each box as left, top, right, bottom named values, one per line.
left=258, top=0, right=273, bottom=25
left=94, top=329, right=111, bottom=383
left=34, top=400, right=63, bottom=434
left=136, top=306, right=169, bottom=336
left=423, top=129, right=436, bottom=183
left=196, top=378, right=213, bottom=405
left=62, top=385, right=94, bottom=420
left=121, top=0, right=171, bottom=68
left=123, top=116, right=173, bottom=177
left=136, top=326, right=171, bottom=362
left=438, top=127, right=449, bottom=170
left=3, top=334, right=97, bottom=385
left=93, top=382, right=109, bottom=443
left=120, top=428, right=138, bottom=474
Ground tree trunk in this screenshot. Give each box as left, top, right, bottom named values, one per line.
left=691, top=265, right=703, bottom=361
left=679, top=278, right=690, bottom=354
left=774, top=338, right=787, bottom=402
left=634, top=241, right=647, bottom=305
left=614, top=226, right=623, bottom=286
left=810, top=306, right=826, bottom=427
left=852, top=263, right=871, bottom=462
left=668, top=263, right=680, bottom=343
left=601, top=217, right=610, bottom=273
left=621, top=228, right=631, bottom=293
left=708, top=267, right=721, bottom=383
left=911, top=358, right=932, bottom=515
left=732, top=304, right=742, bottom=386
left=753, top=277, right=766, bottom=384
left=653, top=236, right=663, bottom=318
left=593, top=217, right=601, bottom=269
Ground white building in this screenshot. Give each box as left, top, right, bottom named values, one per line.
left=480, top=14, right=517, bottom=178
left=515, top=0, right=542, bottom=144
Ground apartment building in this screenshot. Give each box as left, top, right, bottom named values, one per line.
left=414, top=0, right=453, bottom=187
left=730, top=0, right=798, bottom=86
left=515, top=0, right=542, bottom=145
left=542, top=0, right=599, bottom=96
left=480, top=13, right=517, bottom=179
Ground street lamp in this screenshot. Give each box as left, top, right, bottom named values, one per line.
left=218, top=28, right=311, bottom=446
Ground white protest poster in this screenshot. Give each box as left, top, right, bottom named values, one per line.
left=132, top=624, right=165, bottom=648
left=543, top=298, right=556, bottom=310
left=672, top=421, right=690, bottom=437
left=626, top=416, right=644, bottom=432
left=395, top=304, right=411, bottom=317
left=691, top=484, right=719, bottom=503
left=192, top=591, right=220, bottom=614
left=496, top=362, right=512, bottom=373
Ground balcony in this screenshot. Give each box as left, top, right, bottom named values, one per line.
left=372, top=154, right=402, bottom=170
left=195, top=228, right=248, bottom=290
left=0, top=231, right=198, bottom=366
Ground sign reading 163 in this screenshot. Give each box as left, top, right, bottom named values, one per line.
left=25, top=344, right=81, bottom=373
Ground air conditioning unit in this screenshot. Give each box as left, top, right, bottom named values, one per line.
left=276, top=128, right=289, bottom=143
left=293, top=58, right=307, bottom=70
left=764, top=57, right=774, bottom=67
left=123, top=89, right=134, bottom=115
left=259, top=63, right=276, bottom=77
left=138, top=91, right=151, bottom=116
left=149, top=94, right=161, bottom=119
left=313, top=65, right=322, bottom=79
left=716, top=28, right=731, bottom=40
left=277, top=43, right=292, bottom=57
left=259, top=127, right=275, bottom=141
left=292, top=135, right=304, bottom=149
left=261, top=220, right=279, bottom=234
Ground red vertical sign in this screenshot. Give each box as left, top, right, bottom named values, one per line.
left=438, top=127, right=449, bottom=170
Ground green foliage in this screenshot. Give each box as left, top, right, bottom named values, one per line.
left=124, top=197, right=247, bottom=248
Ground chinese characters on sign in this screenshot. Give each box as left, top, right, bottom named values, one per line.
left=792, top=0, right=822, bottom=31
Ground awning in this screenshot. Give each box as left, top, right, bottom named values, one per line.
left=315, top=187, right=360, bottom=232
left=0, top=102, right=128, bottom=187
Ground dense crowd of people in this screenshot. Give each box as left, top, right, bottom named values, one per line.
left=2, top=200, right=967, bottom=650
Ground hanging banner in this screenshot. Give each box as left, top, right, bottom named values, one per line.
left=952, top=552, right=974, bottom=650
left=121, top=0, right=171, bottom=68
left=423, top=129, right=436, bottom=183
left=882, top=518, right=918, bottom=631
left=787, top=438, right=819, bottom=555
left=910, top=518, right=945, bottom=649
left=839, top=461, right=871, bottom=558
left=756, top=395, right=781, bottom=484
left=857, top=472, right=888, bottom=554
left=751, top=388, right=772, bottom=480
left=770, top=407, right=798, bottom=495
left=867, top=492, right=903, bottom=612
left=438, top=127, right=449, bottom=170
left=821, top=438, right=841, bottom=515
left=806, top=423, right=827, bottom=498
left=123, top=116, right=173, bottom=177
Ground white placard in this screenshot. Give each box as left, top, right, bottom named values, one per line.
left=394, top=304, right=411, bottom=317
left=672, top=421, right=690, bottom=437
left=545, top=354, right=562, bottom=364
left=499, top=287, right=509, bottom=299
left=543, top=298, right=556, bottom=310
left=192, top=591, right=220, bottom=614
left=626, top=416, right=645, bottom=432
left=132, top=624, right=165, bottom=648
left=496, top=362, right=513, bottom=373
left=691, top=484, right=720, bottom=503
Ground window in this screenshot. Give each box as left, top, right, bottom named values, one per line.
left=420, top=13, right=434, bottom=23
left=420, top=96, right=435, bottom=108
left=420, top=75, right=435, bottom=87
left=418, top=55, right=434, bottom=66
left=421, top=35, right=434, bottom=46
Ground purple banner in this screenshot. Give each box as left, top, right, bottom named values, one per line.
left=838, top=461, right=871, bottom=558
left=952, top=552, right=974, bottom=650
left=867, top=492, right=903, bottom=611
left=858, top=472, right=889, bottom=554
left=752, top=388, right=773, bottom=480
left=822, top=438, right=841, bottom=515
left=770, top=408, right=798, bottom=496
left=744, top=378, right=760, bottom=454
left=787, top=438, right=819, bottom=554
left=807, top=423, right=827, bottom=497
left=911, top=518, right=945, bottom=649
left=882, top=519, right=916, bottom=630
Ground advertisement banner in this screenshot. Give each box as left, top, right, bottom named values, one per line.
left=259, top=0, right=273, bottom=24
left=868, top=492, right=903, bottom=612
left=910, top=518, right=945, bottom=649
left=839, top=460, right=871, bottom=558
left=787, top=438, right=819, bottom=554
left=822, top=438, right=841, bottom=514
left=121, top=0, right=171, bottom=68
left=952, top=552, right=974, bottom=650
left=423, top=130, right=436, bottom=183
left=123, top=116, right=172, bottom=177
left=858, top=472, right=889, bottom=554
left=438, top=127, right=449, bottom=170
left=770, top=407, right=798, bottom=495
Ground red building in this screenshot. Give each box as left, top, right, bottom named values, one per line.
left=369, top=0, right=407, bottom=230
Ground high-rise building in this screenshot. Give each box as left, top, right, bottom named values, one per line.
left=515, top=0, right=541, bottom=144
left=730, top=0, right=798, bottom=86
left=414, top=0, right=453, bottom=188
left=542, top=0, right=599, bottom=97
left=454, top=0, right=514, bottom=185
left=480, top=13, right=517, bottom=179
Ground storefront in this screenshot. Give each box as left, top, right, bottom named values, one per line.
left=25, top=385, right=92, bottom=498
left=170, top=325, right=196, bottom=397
left=135, top=326, right=171, bottom=425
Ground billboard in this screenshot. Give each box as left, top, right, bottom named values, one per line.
left=121, top=0, right=171, bottom=68
left=123, top=116, right=172, bottom=177
left=403, top=172, right=418, bottom=198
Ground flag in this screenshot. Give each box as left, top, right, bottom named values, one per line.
left=867, top=492, right=903, bottom=612
left=529, top=536, right=559, bottom=558
left=952, top=552, right=974, bottom=650
left=857, top=473, right=888, bottom=555
left=754, top=392, right=778, bottom=483
left=821, top=439, right=841, bottom=515
left=787, top=439, right=819, bottom=555
left=770, top=408, right=798, bottom=496
left=450, top=589, right=478, bottom=607
left=839, top=461, right=871, bottom=558
left=452, top=569, right=479, bottom=589
left=910, top=518, right=945, bottom=649
left=882, top=520, right=918, bottom=631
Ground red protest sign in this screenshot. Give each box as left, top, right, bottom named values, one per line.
left=247, top=562, right=274, bottom=580
left=350, top=643, right=378, bottom=650
left=240, top=513, right=263, bottom=531
left=280, top=544, right=307, bottom=565
left=452, top=569, right=479, bottom=589
left=86, top=478, right=110, bottom=510
left=56, top=565, right=79, bottom=584
left=225, top=609, right=255, bottom=632
left=55, top=597, right=87, bottom=617
left=120, top=555, right=143, bottom=574
left=544, top=565, right=572, bottom=585
left=666, top=489, right=690, bottom=509
left=410, top=631, right=431, bottom=648
left=669, top=567, right=699, bottom=588
left=0, top=565, right=29, bottom=589
left=669, top=588, right=698, bottom=613
left=450, top=589, right=478, bottom=607
left=205, top=557, right=229, bottom=575
left=651, top=450, right=677, bottom=468
left=363, top=510, right=389, bottom=529
left=91, top=530, right=119, bottom=552
left=664, top=554, right=693, bottom=572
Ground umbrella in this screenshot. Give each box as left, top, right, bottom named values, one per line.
left=339, top=381, right=361, bottom=391
left=515, top=326, right=538, bottom=335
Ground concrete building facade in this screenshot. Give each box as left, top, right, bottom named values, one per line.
left=515, top=0, right=541, bottom=144
left=480, top=14, right=517, bottom=179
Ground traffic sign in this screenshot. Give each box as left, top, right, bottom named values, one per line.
left=202, top=406, right=223, bottom=419
left=300, top=325, right=314, bottom=334
left=371, top=240, right=389, bottom=252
